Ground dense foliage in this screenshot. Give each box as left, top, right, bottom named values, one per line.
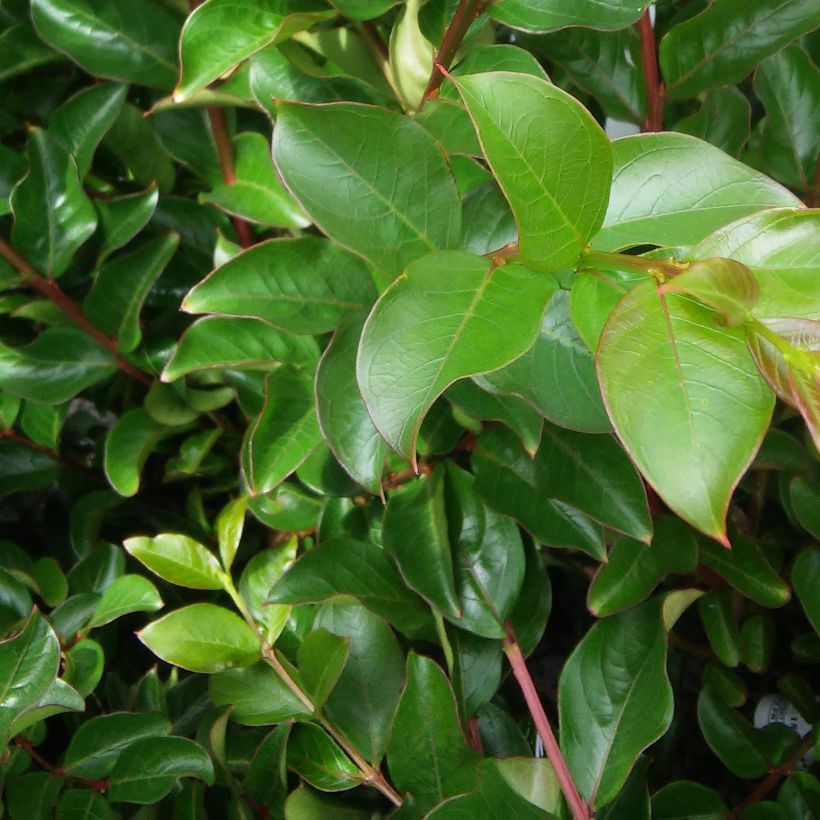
left=0, top=0, right=819, bottom=817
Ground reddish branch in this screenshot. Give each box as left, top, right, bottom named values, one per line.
left=15, top=736, right=107, bottom=792
left=419, top=0, right=485, bottom=109
left=637, top=10, right=664, bottom=132
left=0, top=238, right=152, bottom=387
left=503, top=624, right=591, bottom=820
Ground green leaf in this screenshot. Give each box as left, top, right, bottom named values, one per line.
left=184, top=236, right=376, bottom=335
left=791, top=475, right=820, bottom=538
left=87, top=574, right=163, bottom=628
left=49, top=82, right=127, bottom=179
left=472, top=426, right=605, bottom=558
left=383, top=468, right=461, bottom=618
left=297, top=628, right=349, bottom=711
left=162, top=316, right=318, bottom=382
left=175, top=0, right=333, bottom=102
left=9, top=675, right=84, bottom=736
left=663, top=258, right=759, bottom=327
left=594, top=134, right=801, bottom=252
left=104, top=408, right=174, bottom=498
left=30, top=557, right=67, bottom=606
left=478, top=289, right=611, bottom=433
left=107, top=736, right=214, bottom=804
left=490, top=0, right=649, bottom=33
left=358, top=251, right=556, bottom=460
left=201, top=132, right=308, bottom=229
left=674, top=87, right=751, bottom=158
left=588, top=516, right=698, bottom=617
left=31, top=0, right=180, bottom=90
left=0, top=610, right=61, bottom=748
left=453, top=71, right=611, bottom=270
left=273, top=101, right=461, bottom=280
left=10, top=127, right=97, bottom=277
left=699, top=590, right=743, bottom=668
left=660, top=0, right=819, bottom=101
left=314, top=600, right=406, bottom=764
left=0, top=439, right=59, bottom=495
left=689, top=209, right=820, bottom=322
left=388, top=0, right=432, bottom=110
left=210, top=661, right=312, bottom=724
left=415, top=99, right=482, bottom=158
left=699, top=534, right=790, bottom=608
left=94, top=185, right=159, bottom=263
left=124, top=533, right=224, bottom=590
left=316, top=313, right=387, bottom=494
left=508, top=540, right=552, bottom=656
left=387, top=653, right=478, bottom=812
left=268, top=537, right=429, bottom=635
left=697, top=687, right=769, bottom=779
left=330, top=0, right=399, bottom=20
left=216, top=496, right=248, bottom=572
left=0, top=328, right=116, bottom=403
left=63, top=639, right=103, bottom=696
left=3, top=773, right=62, bottom=820
left=459, top=182, right=517, bottom=256
left=138, top=603, right=260, bottom=673
left=791, top=547, right=820, bottom=633
left=0, top=23, right=63, bottom=82
left=287, top=723, right=362, bottom=792
left=597, top=280, right=774, bottom=544
left=57, top=790, right=113, bottom=820
left=559, top=597, right=673, bottom=808
left=740, top=613, right=775, bottom=673
left=85, top=233, right=178, bottom=353
left=20, top=402, right=64, bottom=451
left=651, top=781, right=727, bottom=819
left=241, top=367, right=322, bottom=495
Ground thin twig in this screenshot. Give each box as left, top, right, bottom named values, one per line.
left=0, top=238, right=152, bottom=387
left=637, top=10, right=664, bottom=131
left=15, top=736, right=107, bottom=792
left=419, top=0, right=485, bottom=110
left=503, top=624, right=591, bottom=820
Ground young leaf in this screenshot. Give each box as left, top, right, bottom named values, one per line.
left=287, top=723, right=362, bottom=792
left=10, top=127, right=97, bottom=277
left=594, top=134, right=801, bottom=252
left=183, top=236, right=377, bottom=335
left=273, top=101, right=461, bottom=280
left=358, top=251, right=556, bottom=460
left=123, top=533, right=224, bottom=591
left=490, top=0, right=649, bottom=33
left=387, top=653, right=479, bottom=811
left=316, top=313, right=387, bottom=494
left=559, top=598, right=673, bottom=808
left=138, top=604, right=260, bottom=673
left=31, top=0, right=180, bottom=90
left=87, top=575, right=163, bottom=628
left=216, top=496, right=248, bottom=572
left=597, top=280, right=774, bottom=544
left=241, top=367, right=322, bottom=496
left=453, top=71, right=612, bottom=270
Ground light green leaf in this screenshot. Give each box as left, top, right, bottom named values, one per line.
left=273, top=100, right=461, bottom=280
left=87, top=575, right=163, bottom=628
left=138, top=603, right=260, bottom=673
left=660, top=0, right=819, bottom=101
left=124, top=533, right=224, bottom=590
left=297, top=628, right=349, bottom=711
left=85, top=233, right=179, bottom=353
left=183, top=236, right=376, bottom=335
left=10, top=127, right=97, bottom=277
left=358, top=251, right=556, bottom=460
left=216, top=496, right=248, bottom=572
left=559, top=598, right=673, bottom=808
left=597, top=280, right=774, bottom=544
left=7, top=676, right=84, bottom=739
left=201, top=132, right=308, bottom=228
left=453, top=71, right=611, bottom=270
left=594, top=134, right=801, bottom=252
left=175, top=0, right=333, bottom=102
left=31, top=0, right=180, bottom=90
left=490, top=0, right=649, bottom=33
left=162, top=316, right=319, bottom=382
left=241, top=367, right=322, bottom=495
left=388, top=0, right=432, bottom=110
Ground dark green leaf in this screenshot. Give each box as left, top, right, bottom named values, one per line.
left=0, top=439, right=59, bottom=495
left=0, top=23, right=62, bottom=82
left=651, top=781, right=727, bottom=819
left=490, top=0, right=648, bottom=33
left=674, top=87, right=751, bottom=158
left=297, top=628, right=349, bottom=711
left=699, top=590, right=742, bottom=668
left=791, top=547, right=819, bottom=633
left=94, top=185, right=159, bottom=263
left=287, top=723, right=361, bottom=791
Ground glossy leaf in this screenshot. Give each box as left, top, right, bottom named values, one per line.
left=594, top=134, right=801, bottom=252
left=10, top=127, right=97, bottom=277
left=297, top=628, right=349, bottom=711
left=490, top=0, right=649, bottom=33
left=175, top=0, right=333, bottom=101
left=454, top=71, right=612, bottom=270
left=597, top=280, right=774, bottom=544
left=87, top=575, right=163, bottom=628
left=273, top=100, right=461, bottom=280
left=559, top=598, right=673, bottom=808
left=660, top=0, right=819, bottom=100
left=31, top=0, right=179, bottom=90
left=791, top=547, right=820, bottom=633
left=138, top=604, right=260, bottom=673
left=287, top=723, right=361, bottom=792
left=216, top=496, right=248, bottom=572
left=0, top=23, right=62, bottom=82
left=675, top=87, right=751, bottom=158
left=358, top=251, right=555, bottom=460
left=124, top=533, right=224, bottom=591
left=94, top=185, right=159, bottom=263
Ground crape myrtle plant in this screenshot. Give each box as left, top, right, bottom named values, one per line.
left=0, top=0, right=818, bottom=817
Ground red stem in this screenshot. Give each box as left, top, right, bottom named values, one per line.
left=419, top=0, right=485, bottom=109
left=503, top=625, right=591, bottom=820
left=15, top=736, right=107, bottom=792
left=0, top=238, right=152, bottom=387
left=637, top=10, right=664, bottom=132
